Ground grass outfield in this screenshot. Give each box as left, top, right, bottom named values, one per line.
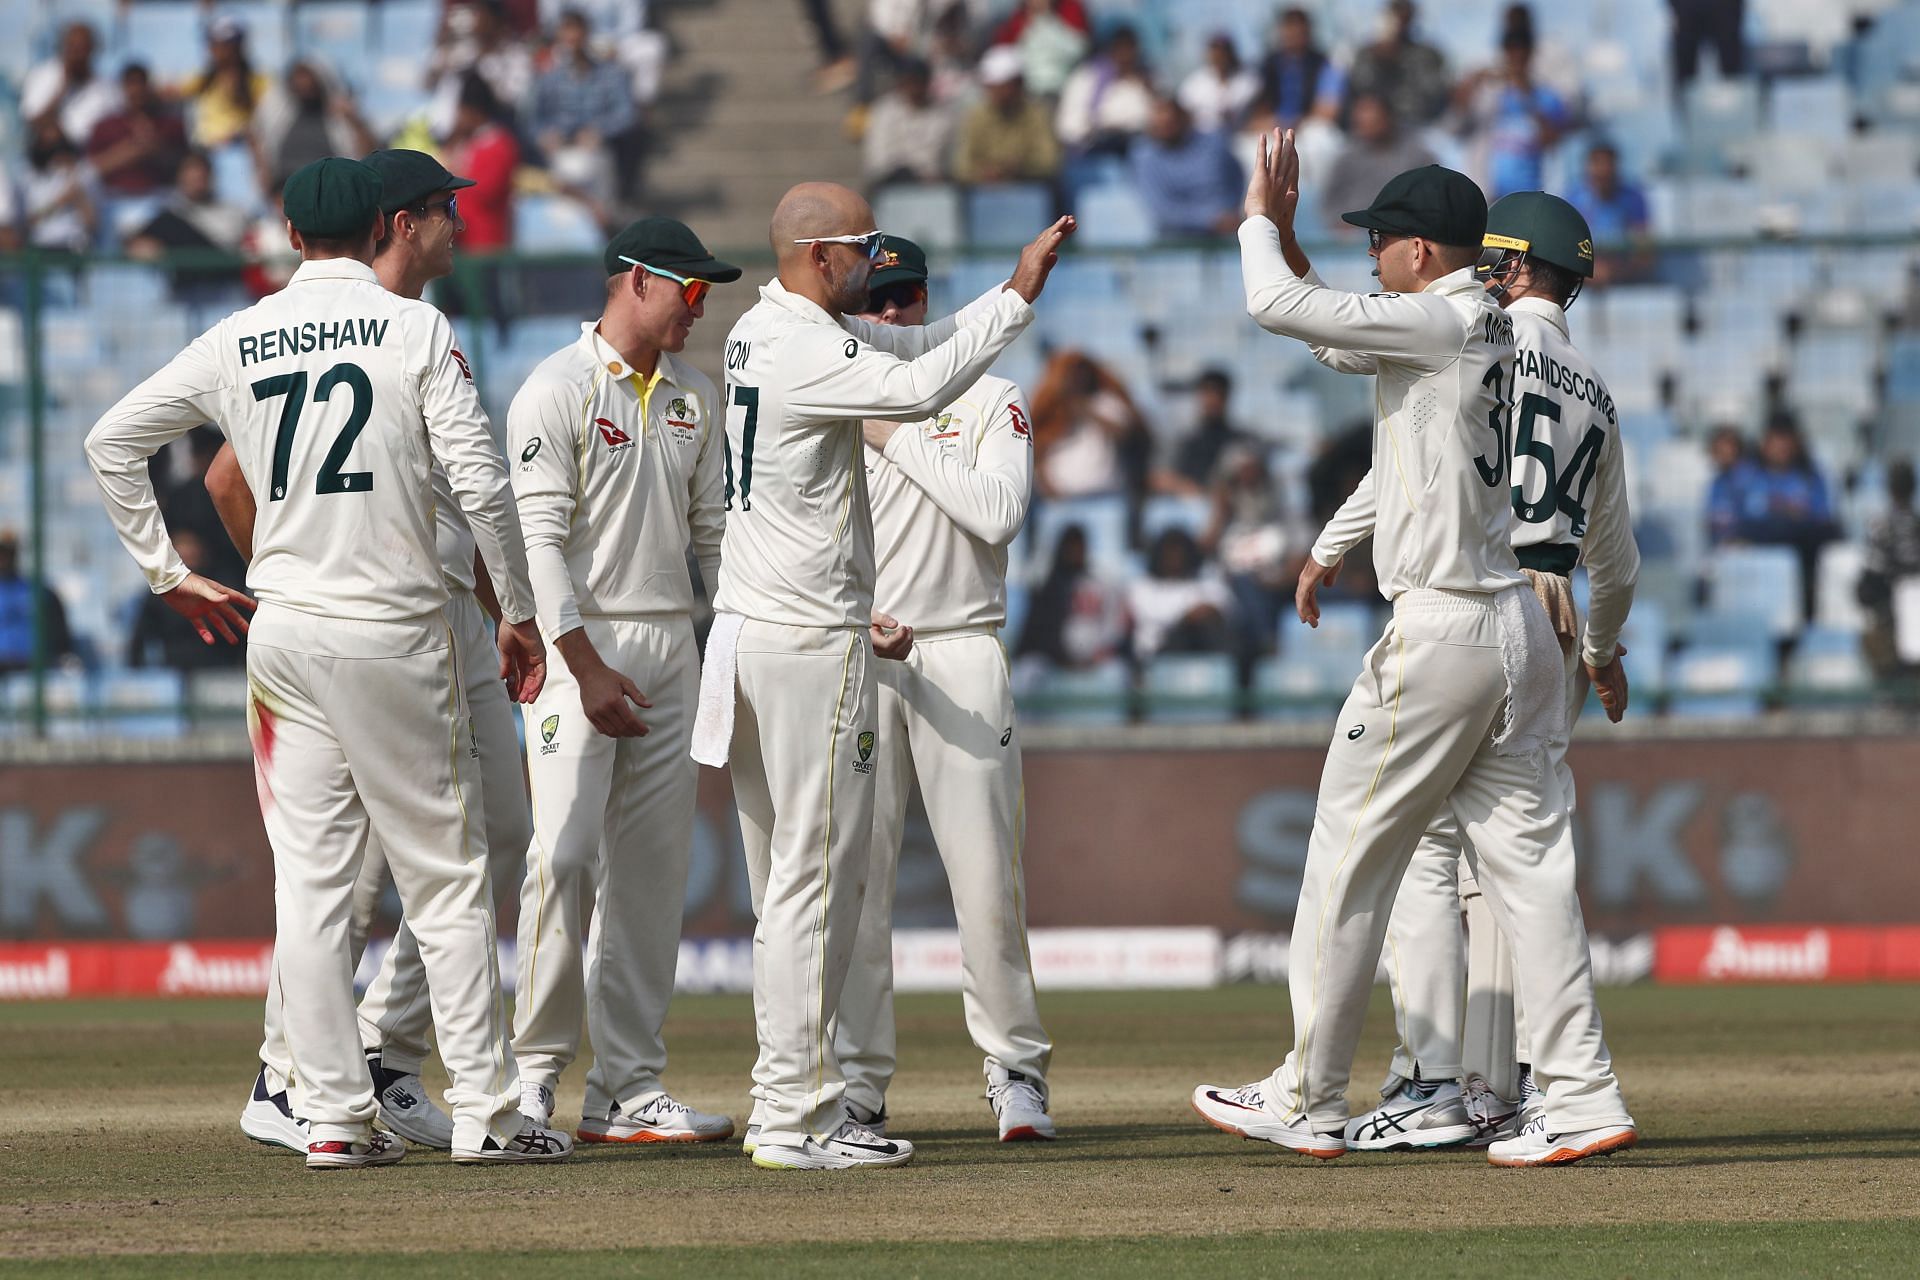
left=2, top=985, right=1916, bottom=1276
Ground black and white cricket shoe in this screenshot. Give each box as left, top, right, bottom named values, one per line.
left=750, top=1121, right=914, bottom=1169
left=367, top=1051, right=454, bottom=1150
left=240, top=1063, right=310, bottom=1154
left=1344, top=1072, right=1478, bottom=1151
left=451, top=1121, right=573, bottom=1164
left=1463, top=1074, right=1522, bottom=1149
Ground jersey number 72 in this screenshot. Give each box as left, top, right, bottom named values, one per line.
left=251, top=361, right=374, bottom=501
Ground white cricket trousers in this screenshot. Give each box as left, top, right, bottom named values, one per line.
left=246, top=602, right=521, bottom=1149
left=834, top=630, right=1051, bottom=1114
left=512, top=613, right=698, bottom=1117
left=1382, top=605, right=1589, bottom=1099
left=732, top=621, right=877, bottom=1149
left=258, top=589, right=530, bottom=1082
left=1263, top=588, right=1629, bottom=1134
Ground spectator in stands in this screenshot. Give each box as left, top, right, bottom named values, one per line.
left=428, top=0, right=535, bottom=136
left=1129, top=96, right=1244, bottom=240
left=1453, top=23, right=1572, bottom=200
left=1344, top=0, right=1450, bottom=132
left=798, top=0, right=858, bottom=93
left=529, top=8, right=638, bottom=214
left=1321, top=94, right=1437, bottom=237
left=991, top=0, right=1090, bottom=99
left=927, top=4, right=982, bottom=104
left=239, top=179, right=298, bottom=297
left=1705, top=424, right=1758, bottom=546
left=1204, top=443, right=1301, bottom=663
left=1670, top=0, right=1745, bottom=92
left=129, top=530, right=246, bottom=674
left=1056, top=26, right=1156, bottom=160
left=21, top=21, right=120, bottom=148
left=1128, top=528, right=1237, bottom=665
left=1030, top=351, right=1152, bottom=509
left=1179, top=34, right=1260, bottom=133
left=1015, top=524, right=1128, bottom=671
left=0, top=529, right=76, bottom=677
left=1160, top=369, right=1251, bottom=495
left=183, top=16, right=268, bottom=149
left=445, top=73, right=521, bottom=251
left=953, top=47, right=1060, bottom=185
left=1307, top=421, right=1380, bottom=601
left=1565, top=141, right=1654, bottom=282
left=127, top=151, right=251, bottom=304
left=21, top=121, right=99, bottom=254
left=253, top=62, right=381, bottom=192
left=1256, top=9, right=1342, bottom=129
left=864, top=58, right=955, bottom=187
left=1858, top=458, right=1920, bottom=688
left=0, top=170, right=20, bottom=253
left=853, top=0, right=928, bottom=115
left=84, top=65, right=188, bottom=198
left=1711, top=416, right=1841, bottom=621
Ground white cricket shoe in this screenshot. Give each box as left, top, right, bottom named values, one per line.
left=367, top=1052, right=454, bottom=1150
left=741, top=1123, right=761, bottom=1155
left=306, top=1131, right=406, bottom=1170
left=751, top=1121, right=914, bottom=1170
left=844, top=1100, right=889, bottom=1136
left=1191, top=1082, right=1346, bottom=1159
left=1344, top=1073, right=1478, bottom=1151
left=519, top=1079, right=555, bottom=1128
left=1463, top=1075, right=1522, bottom=1149
left=452, top=1121, right=574, bottom=1164
left=986, top=1067, right=1056, bottom=1142
left=1487, top=1113, right=1638, bottom=1168
left=578, top=1092, right=735, bottom=1144
left=240, top=1063, right=309, bottom=1154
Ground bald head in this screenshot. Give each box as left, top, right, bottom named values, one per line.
left=773, top=181, right=880, bottom=317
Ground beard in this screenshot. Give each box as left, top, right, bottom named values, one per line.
left=828, top=259, right=872, bottom=314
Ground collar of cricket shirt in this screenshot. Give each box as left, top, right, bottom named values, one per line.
left=1506, top=293, right=1570, bottom=337
left=581, top=321, right=671, bottom=400
left=1421, top=266, right=1486, bottom=298
left=288, top=257, right=381, bottom=286
left=758, top=276, right=839, bottom=327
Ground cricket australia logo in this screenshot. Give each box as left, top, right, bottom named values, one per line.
left=853, top=731, right=876, bottom=774
left=665, top=395, right=699, bottom=444
left=540, top=714, right=561, bottom=755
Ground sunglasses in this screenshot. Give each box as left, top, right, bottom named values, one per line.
left=408, top=194, right=459, bottom=220
left=1367, top=227, right=1406, bottom=253
left=793, top=229, right=888, bottom=262
left=868, top=280, right=927, bottom=312
left=624, top=257, right=714, bottom=307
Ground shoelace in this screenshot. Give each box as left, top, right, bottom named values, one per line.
left=1218, top=1084, right=1265, bottom=1108
left=639, top=1094, right=692, bottom=1119
left=989, top=1078, right=1047, bottom=1116
left=1517, top=1111, right=1549, bottom=1138
left=834, top=1123, right=886, bottom=1147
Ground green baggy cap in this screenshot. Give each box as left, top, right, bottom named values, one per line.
left=867, top=234, right=929, bottom=291
left=1342, top=164, right=1488, bottom=248
left=603, top=216, right=743, bottom=282
left=363, top=149, right=475, bottom=214
left=282, top=157, right=383, bottom=237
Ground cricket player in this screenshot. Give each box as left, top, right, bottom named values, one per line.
left=506, top=218, right=737, bottom=1145
left=1189, top=134, right=1637, bottom=1167
left=829, top=236, right=1055, bottom=1143
left=691, top=180, right=1073, bottom=1170
left=213, top=150, right=532, bottom=1155
left=1343, top=191, right=1639, bottom=1152
left=86, top=157, right=569, bottom=1167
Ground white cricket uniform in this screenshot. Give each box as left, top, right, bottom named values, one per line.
left=1236, top=215, right=1630, bottom=1134
left=86, top=257, right=536, bottom=1148
left=705, top=277, right=1034, bottom=1150
left=506, top=325, right=725, bottom=1119
left=1380, top=295, right=1639, bottom=1098
left=832, top=373, right=1052, bottom=1116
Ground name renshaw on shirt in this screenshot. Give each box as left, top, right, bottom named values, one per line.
left=238, top=318, right=391, bottom=368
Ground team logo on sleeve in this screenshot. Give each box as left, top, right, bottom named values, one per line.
left=540, top=714, right=561, bottom=754
left=1008, top=404, right=1032, bottom=442
left=853, top=730, right=876, bottom=774
left=594, top=417, right=634, bottom=451
left=450, top=346, right=474, bottom=382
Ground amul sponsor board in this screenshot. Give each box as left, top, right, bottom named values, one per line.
left=3, top=738, right=1919, bottom=943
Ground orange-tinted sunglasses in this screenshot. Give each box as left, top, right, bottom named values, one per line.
left=624, top=257, right=714, bottom=307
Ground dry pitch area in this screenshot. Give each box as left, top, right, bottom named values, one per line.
left=2, top=984, right=1916, bottom=1277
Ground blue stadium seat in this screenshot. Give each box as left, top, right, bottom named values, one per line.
left=965, top=184, right=1053, bottom=249
left=1765, top=78, right=1854, bottom=139
left=294, top=2, right=371, bottom=75
left=209, top=143, right=262, bottom=213
left=1139, top=495, right=1213, bottom=543
left=1787, top=625, right=1871, bottom=702
left=97, top=671, right=187, bottom=739
left=1021, top=660, right=1130, bottom=726
left=513, top=195, right=601, bottom=252
left=1075, top=185, right=1155, bottom=249
left=117, top=2, right=206, bottom=83
left=1250, top=654, right=1337, bottom=722
left=1028, top=495, right=1131, bottom=577
left=372, top=0, right=440, bottom=53
left=1815, top=542, right=1866, bottom=633
left=1141, top=653, right=1237, bottom=723
left=1704, top=545, right=1804, bottom=638
left=1286, top=602, right=1374, bottom=693
left=1667, top=644, right=1772, bottom=718
left=873, top=184, right=964, bottom=251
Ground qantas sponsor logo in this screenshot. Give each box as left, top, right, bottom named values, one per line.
left=594, top=417, right=634, bottom=450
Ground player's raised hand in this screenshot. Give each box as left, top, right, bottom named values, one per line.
left=1294, top=554, right=1341, bottom=628
left=1584, top=643, right=1630, bottom=723
left=870, top=611, right=914, bottom=661
left=575, top=658, right=651, bottom=737
left=497, top=618, right=549, bottom=705
left=161, top=573, right=256, bottom=645
left=1245, top=128, right=1301, bottom=240
left=1008, top=216, right=1078, bottom=304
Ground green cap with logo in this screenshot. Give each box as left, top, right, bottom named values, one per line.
left=1481, top=191, right=1596, bottom=278
left=603, top=216, right=743, bottom=282
left=1341, top=164, right=1488, bottom=248
left=282, top=157, right=384, bottom=237
left=867, top=234, right=928, bottom=291
left=363, top=148, right=475, bottom=214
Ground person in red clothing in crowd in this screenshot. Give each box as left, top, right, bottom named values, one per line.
left=85, top=64, right=188, bottom=198
left=444, top=71, right=519, bottom=252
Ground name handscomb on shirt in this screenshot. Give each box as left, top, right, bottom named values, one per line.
left=238, top=318, right=391, bottom=367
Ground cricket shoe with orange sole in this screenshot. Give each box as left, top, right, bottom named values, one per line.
left=1191, top=1082, right=1347, bottom=1158
left=1487, top=1113, right=1638, bottom=1167
left=577, top=1092, right=734, bottom=1144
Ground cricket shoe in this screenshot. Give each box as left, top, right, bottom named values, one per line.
left=1462, top=1075, right=1522, bottom=1150
left=1190, top=1082, right=1346, bottom=1158
left=452, top=1122, right=574, bottom=1164
left=986, top=1067, right=1056, bottom=1142
left=367, top=1051, right=454, bottom=1150
left=519, top=1079, right=556, bottom=1128
left=306, top=1131, right=406, bottom=1170
left=751, top=1122, right=914, bottom=1170
left=240, top=1063, right=310, bottom=1154
left=1344, top=1073, right=1478, bottom=1151
left=578, top=1093, right=735, bottom=1144
left=1487, top=1113, right=1638, bottom=1168
left=845, top=1100, right=889, bottom=1136
left=741, top=1123, right=761, bottom=1155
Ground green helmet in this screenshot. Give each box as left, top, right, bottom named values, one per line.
left=1481, top=191, right=1595, bottom=278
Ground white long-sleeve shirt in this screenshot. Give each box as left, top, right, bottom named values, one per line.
left=713, top=278, right=1034, bottom=629
left=86, top=256, right=534, bottom=628
left=1239, top=215, right=1523, bottom=600
left=506, top=323, right=725, bottom=640
left=867, top=373, right=1033, bottom=630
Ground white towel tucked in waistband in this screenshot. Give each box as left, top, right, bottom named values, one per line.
left=690, top=612, right=746, bottom=767
left=1492, top=583, right=1567, bottom=757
